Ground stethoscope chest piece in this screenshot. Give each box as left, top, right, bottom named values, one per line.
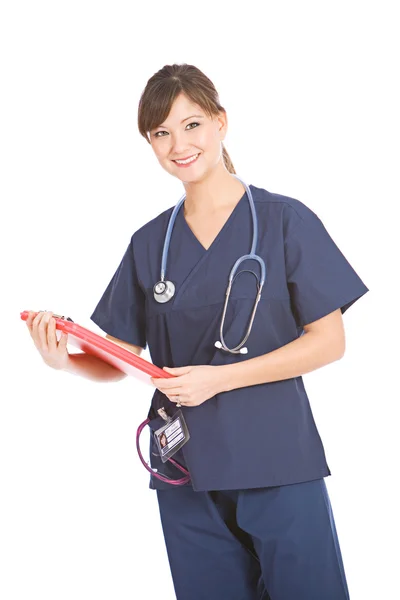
left=153, top=280, right=175, bottom=303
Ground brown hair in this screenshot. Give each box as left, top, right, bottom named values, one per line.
left=137, top=63, right=236, bottom=174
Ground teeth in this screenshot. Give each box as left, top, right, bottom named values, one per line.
left=175, top=153, right=199, bottom=165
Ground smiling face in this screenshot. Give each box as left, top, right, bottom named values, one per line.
left=149, top=92, right=228, bottom=183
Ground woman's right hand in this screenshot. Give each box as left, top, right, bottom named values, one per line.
left=26, top=311, right=70, bottom=371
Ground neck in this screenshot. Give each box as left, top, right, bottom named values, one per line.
left=182, top=163, right=245, bottom=217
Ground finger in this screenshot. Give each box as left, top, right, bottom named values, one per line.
left=26, top=311, right=34, bottom=328
left=58, top=330, right=68, bottom=349
left=168, top=395, right=187, bottom=404
left=31, top=311, right=46, bottom=346
left=32, top=310, right=44, bottom=325
left=26, top=311, right=36, bottom=335
left=47, top=316, right=58, bottom=353
left=164, top=366, right=192, bottom=376
left=170, top=399, right=183, bottom=405
left=166, top=393, right=189, bottom=403
left=156, top=387, right=183, bottom=396
left=38, top=311, right=52, bottom=352
left=152, top=377, right=184, bottom=389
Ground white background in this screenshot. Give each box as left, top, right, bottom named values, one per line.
left=1, top=1, right=398, bottom=599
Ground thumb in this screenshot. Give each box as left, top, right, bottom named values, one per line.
left=163, top=365, right=191, bottom=376
left=59, top=332, right=68, bottom=347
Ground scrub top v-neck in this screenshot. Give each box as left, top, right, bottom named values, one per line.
left=180, top=189, right=247, bottom=253
left=167, top=189, right=248, bottom=309
left=90, top=183, right=369, bottom=492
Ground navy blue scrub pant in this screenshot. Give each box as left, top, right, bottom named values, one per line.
left=156, top=478, right=350, bottom=600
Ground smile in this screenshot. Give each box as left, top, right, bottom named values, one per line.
left=173, top=153, right=200, bottom=167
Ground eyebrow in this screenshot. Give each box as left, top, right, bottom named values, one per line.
left=157, top=115, right=204, bottom=129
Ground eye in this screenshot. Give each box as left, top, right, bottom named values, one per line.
left=153, top=122, right=200, bottom=138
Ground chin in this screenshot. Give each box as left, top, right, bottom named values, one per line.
left=174, top=169, right=205, bottom=184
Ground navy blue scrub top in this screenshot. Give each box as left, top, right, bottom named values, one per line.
left=90, top=184, right=369, bottom=492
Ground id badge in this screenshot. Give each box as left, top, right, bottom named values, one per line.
left=154, top=409, right=190, bottom=463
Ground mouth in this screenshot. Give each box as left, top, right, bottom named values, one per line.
left=172, top=153, right=201, bottom=167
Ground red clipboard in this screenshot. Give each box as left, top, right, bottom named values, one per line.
left=20, top=311, right=174, bottom=386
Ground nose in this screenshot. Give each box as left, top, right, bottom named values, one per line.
left=170, top=131, right=192, bottom=156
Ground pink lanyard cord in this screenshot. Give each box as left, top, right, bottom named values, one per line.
left=136, top=418, right=191, bottom=486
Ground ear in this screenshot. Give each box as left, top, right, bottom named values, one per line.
left=217, top=109, right=228, bottom=141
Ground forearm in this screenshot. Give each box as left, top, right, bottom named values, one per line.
left=61, top=352, right=127, bottom=383
left=218, top=332, right=344, bottom=392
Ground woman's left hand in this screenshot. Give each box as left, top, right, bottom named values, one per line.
left=150, top=365, right=223, bottom=407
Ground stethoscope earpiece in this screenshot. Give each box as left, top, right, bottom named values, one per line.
left=215, top=340, right=248, bottom=354
left=154, top=176, right=266, bottom=355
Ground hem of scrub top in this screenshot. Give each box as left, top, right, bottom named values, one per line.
left=186, top=469, right=332, bottom=493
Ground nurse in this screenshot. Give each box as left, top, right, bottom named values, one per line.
left=26, top=63, right=369, bottom=600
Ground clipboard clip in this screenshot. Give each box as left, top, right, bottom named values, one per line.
left=42, top=311, right=74, bottom=322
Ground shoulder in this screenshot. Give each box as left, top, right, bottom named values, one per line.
left=250, top=183, right=320, bottom=236
left=129, top=204, right=175, bottom=249
left=250, top=182, right=318, bottom=219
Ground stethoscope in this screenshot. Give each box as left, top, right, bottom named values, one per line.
left=153, top=175, right=267, bottom=355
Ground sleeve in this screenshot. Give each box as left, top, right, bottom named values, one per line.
left=90, top=236, right=147, bottom=348
left=284, top=208, right=369, bottom=329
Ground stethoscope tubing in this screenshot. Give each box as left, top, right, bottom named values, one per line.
left=154, top=175, right=267, bottom=354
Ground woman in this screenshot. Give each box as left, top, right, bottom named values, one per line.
left=26, top=63, right=369, bottom=599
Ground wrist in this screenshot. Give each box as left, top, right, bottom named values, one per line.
left=216, top=364, right=235, bottom=393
